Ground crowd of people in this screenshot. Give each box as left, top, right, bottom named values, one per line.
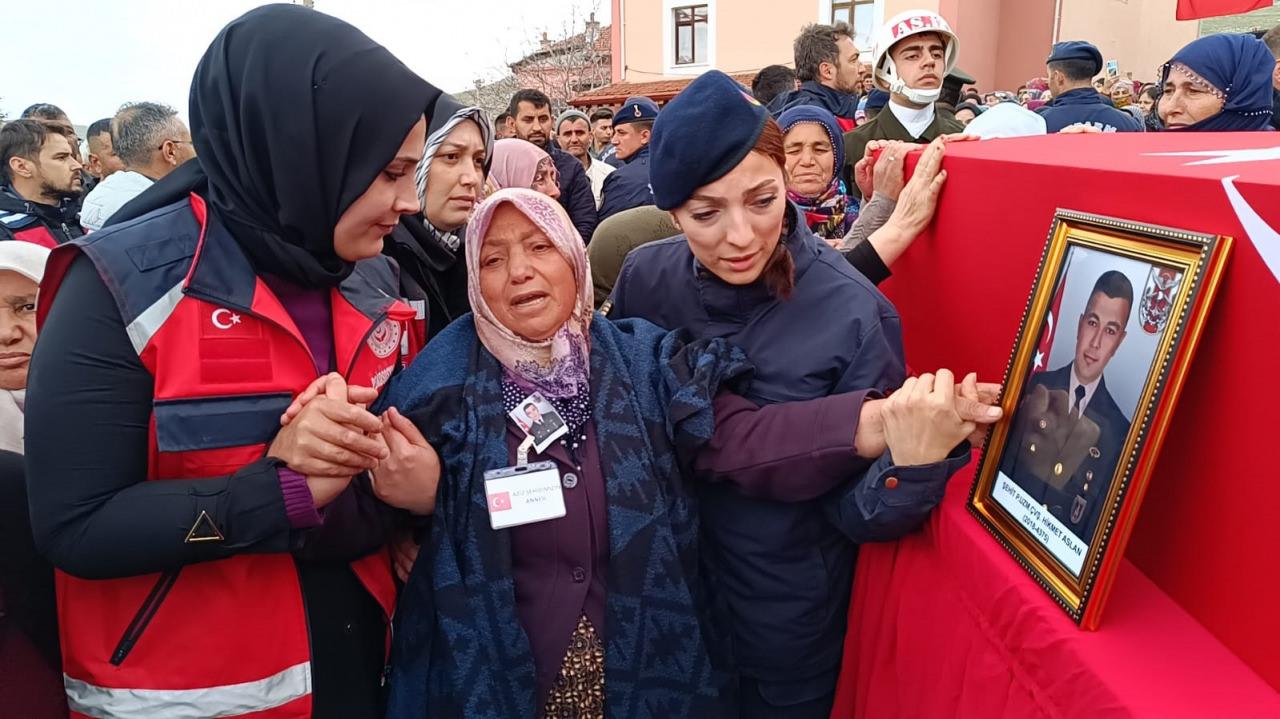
left=0, top=3, right=1277, bottom=719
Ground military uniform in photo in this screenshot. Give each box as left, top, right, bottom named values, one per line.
left=1000, top=363, right=1131, bottom=546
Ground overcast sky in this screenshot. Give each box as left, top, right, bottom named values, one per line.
left=1, top=0, right=609, bottom=126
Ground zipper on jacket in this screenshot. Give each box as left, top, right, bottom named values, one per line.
left=110, top=568, right=181, bottom=665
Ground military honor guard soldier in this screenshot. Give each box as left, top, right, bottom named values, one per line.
left=1000, top=270, right=1135, bottom=546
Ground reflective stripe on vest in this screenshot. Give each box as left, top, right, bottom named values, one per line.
left=65, top=661, right=311, bottom=719
left=40, top=196, right=403, bottom=716
left=125, top=279, right=185, bottom=355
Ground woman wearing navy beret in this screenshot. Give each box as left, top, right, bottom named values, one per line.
left=608, top=70, right=997, bottom=718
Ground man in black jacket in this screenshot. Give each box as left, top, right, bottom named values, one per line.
left=0, top=119, right=84, bottom=246
left=506, top=89, right=597, bottom=242
left=767, top=21, right=862, bottom=129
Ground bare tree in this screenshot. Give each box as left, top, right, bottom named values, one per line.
left=507, top=4, right=611, bottom=110
left=454, top=75, right=520, bottom=123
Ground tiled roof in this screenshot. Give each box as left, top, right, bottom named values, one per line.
left=569, top=72, right=756, bottom=107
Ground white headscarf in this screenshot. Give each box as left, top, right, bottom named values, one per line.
left=0, top=242, right=50, bottom=454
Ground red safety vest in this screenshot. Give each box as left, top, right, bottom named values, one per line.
left=39, top=195, right=411, bottom=719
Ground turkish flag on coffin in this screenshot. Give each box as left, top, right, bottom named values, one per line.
left=1175, top=0, right=1272, bottom=20
left=860, top=133, right=1280, bottom=693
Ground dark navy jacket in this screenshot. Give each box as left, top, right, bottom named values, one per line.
left=597, top=144, right=654, bottom=224
left=545, top=143, right=597, bottom=242
left=608, top=203, right=969, bottom=696
left=1037, top=88, right=1143, bottom=133
left=767, top=81, right=860, bottom=126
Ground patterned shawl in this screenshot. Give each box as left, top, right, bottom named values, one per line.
left=466, top=188, right=593, bottom=400
left=381, top=315, right=750, bottom=718
left=778, top=105, right=859, bottom=240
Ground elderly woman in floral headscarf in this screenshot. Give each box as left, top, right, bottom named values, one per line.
left=375, top=187, right=927, bottom=718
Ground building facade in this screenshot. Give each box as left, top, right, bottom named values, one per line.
left=589, top=0, right=1212, bottom=103
left=510, top=13, right=613, bottom=109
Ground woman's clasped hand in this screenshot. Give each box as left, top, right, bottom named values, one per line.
left=278, top=373, right=440, bottom=514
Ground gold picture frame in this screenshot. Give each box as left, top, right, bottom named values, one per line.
left=968, top=210, right=1231, bottom=629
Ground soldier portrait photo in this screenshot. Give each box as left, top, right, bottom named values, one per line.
left=996, top=248, right=1183, bottom=556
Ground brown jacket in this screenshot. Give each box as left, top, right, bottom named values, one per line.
left=843, top=104, right=963, bottom=197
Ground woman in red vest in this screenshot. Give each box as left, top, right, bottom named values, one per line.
left=25, top=6, right=440, bottom=718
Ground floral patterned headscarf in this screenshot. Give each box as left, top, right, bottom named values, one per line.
left=465, top=188, right=593, bottom=400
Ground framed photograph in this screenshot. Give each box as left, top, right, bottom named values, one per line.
left=968, top=210, right=1231, bottom=629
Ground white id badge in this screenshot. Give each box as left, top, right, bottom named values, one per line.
left=483, top=461, right=566, bottom=530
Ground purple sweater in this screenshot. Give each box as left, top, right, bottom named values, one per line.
left=264, top=275, right=333, bottom=530
left=507, top=389, right=872, bottom=704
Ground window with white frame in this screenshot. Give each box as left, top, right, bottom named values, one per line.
left=662, top=0, right=715, bottom=75
left=673, top=5, right=708, bottom=66
left=829, top=0, right=878, bottom=50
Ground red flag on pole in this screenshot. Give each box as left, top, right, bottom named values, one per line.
left=1176, top=0, right=1272, bottom=21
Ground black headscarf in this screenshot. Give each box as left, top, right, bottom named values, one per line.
left=188, top=4, right=440, bottom=286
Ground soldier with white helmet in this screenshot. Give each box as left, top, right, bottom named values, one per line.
left=843, top=9, right=963, bottom=194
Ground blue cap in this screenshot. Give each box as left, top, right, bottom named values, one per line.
left=649, top=70, right=769, bottom=210
left=1047, top=41, right=1103, bottom=76
left=865, top=89, right=890, bottom=110
left=614, top=96, right=660, bottom=126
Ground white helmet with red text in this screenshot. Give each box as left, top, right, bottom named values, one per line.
left=871, top=10, right=959, bottom=105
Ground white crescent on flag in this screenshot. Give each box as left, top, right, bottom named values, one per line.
left=1221, top=174, right=1280, bottom=286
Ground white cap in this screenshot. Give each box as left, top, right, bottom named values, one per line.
left=963, top=103, right=1047, bottom=139
left=0, top=242, right=51, bottom=283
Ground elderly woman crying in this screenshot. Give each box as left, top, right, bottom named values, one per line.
left=360, top=182, right=997, bottom=718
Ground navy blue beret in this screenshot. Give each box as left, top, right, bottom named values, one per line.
left=865, top=89, right=890, bottom=110
left=614, top=96, right=660, bottom=126
left=1047, top=41, right=1103, bottom=75
left=649, top=70, right=768, bottom=210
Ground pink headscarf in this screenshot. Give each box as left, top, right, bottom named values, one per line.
left=465, top=188, right=592, bottom=398
left=489, top=138, right=552, bottom=191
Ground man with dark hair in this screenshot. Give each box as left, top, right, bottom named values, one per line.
left=493, top=112, right=516, bottom=140
left=520, top=402, right=564, bottom=445
left=19, top=104, right=81, bottom=166
left=767, top=22, right=861, bottom=128
left=597, top=97, right=658, bottom=224
left=507, top=88, right=597, bottom=241
left=1262, top=23, right=1280, bottom=130
left=1001, top=270, right=1135, bottom=546
left=80, top=102, right=197, bottom=231
left=752, top=64, right=799, bottom=106
left=1038, top=41, right=1142, bottom=133
left=84, top=119, right=125, bottom=182
left=843, top=10, right=963, bottom=194
left=0, top=120, right=84, bottom=246
left=588, top=108, right=617, bottom=163
left=19, top=104, right=68, bottom=123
